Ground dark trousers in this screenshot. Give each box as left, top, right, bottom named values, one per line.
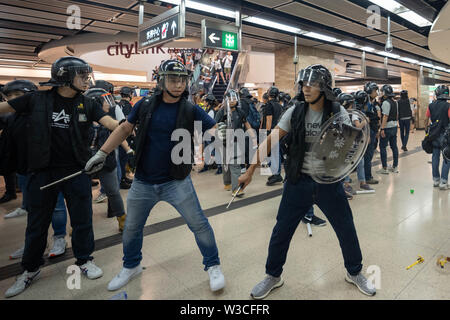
left=265, top=175, right=363, bottom=277
left=22, top=168, right=95, bottom=271
left=118, top=146, right=128, bottom=181
left=380, top=127, right=399, bottom=168
left=399, top=119, right=411, bottom=148
left=3, top=172, right=16, bottom=196
left=364, top=129, right=377, bottom=181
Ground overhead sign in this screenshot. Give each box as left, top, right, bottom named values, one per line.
left=138, top=6, right=185, bottom=50
left=201, top=19, right=241, bottom=52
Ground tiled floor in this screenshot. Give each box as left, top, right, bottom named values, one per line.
left=0, top=131, right=449, bottom=300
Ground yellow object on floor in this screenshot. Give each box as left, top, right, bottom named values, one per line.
left=224, top=184, right=232, bottom=191
left=117, top=214, right=127, bottom=233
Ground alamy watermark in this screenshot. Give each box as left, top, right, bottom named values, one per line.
left=366, top=5, right=381, bottom=30
left=66, top=265, right=81, bottom=290
left=171, top=123, right=279, bottom=175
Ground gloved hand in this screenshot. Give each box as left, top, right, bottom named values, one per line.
left=84, top=150, right=108, bottom=175
left=127, top=149, right=136, bottom=171
left=217, top=122, right=227, bottom=141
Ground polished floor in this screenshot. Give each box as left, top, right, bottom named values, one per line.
left=0, top=131, right=449, bottom=300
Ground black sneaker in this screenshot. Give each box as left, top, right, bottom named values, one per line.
left=124, top=177, right=133, bottom=184
left=266, top=175, right=283, bottom=186
left=120, top=179, right=131, bottom=189
left=0, top=193, right=17, bottom=204
left=303, top=216, right=327, bottom=226
left=215, top=167, right=222, bottom=175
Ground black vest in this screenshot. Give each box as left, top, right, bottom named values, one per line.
left=385, top=98, right=398, bottom=122
left=285, top=100, right=341, bottom=184
left=429, top=99, right=450, bottom=133
left=397, top=98, right=412, bottom=119
left=27, top=89, right=94, bottom=172
left=134, top=91, right=195, bottom=181
left=365, top=99, right=380, bottom=132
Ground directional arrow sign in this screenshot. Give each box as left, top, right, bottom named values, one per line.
left=208, top=33, right=220, bottom=44
left=202, top=20, right=240, bottom=52
left=138, top=6, right=185, bottom=50
left=171, top=20, right=177, bottom=35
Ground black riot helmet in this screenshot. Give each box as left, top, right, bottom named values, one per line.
left=157, top=59, right=189, bottom=98
left=354, top=90, right=369, bottom=110
left=239, top=87, right=252, bottom=98
left=400, top=90, right=409, bottom=99
left=120, top=86, right=133, bottom=98
left=268, top=86, right=279, bottom=99
left=435, top=85, right=449, bottom=100
left=262, top=92, right=269, bottom=101
left=381, top=84, right=395, bottom=97
left=297, top=64, right=334, bottom=101
left=40, top=56, right=94, bottom=93
left=93, top=80, right=114, bottom=94
left=3, top=80, right=37, bottom=96
left=332, top=88, right=342, bottom=97
left=337, top=92, right=355, bottom=109
left=83, top=88, right=116, bottom=110
left=205, top=94, right=217, bottom=106
left=284, top=93, right=292, bottom=103
left=364, top=82, right=379, bottom=95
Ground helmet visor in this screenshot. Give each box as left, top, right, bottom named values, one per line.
left=101, top=92, right=116, bottom=109
left=73, top=69, right=95, bottom=91
left=166, top=74, right=188, bottom=86
left=226, top=90, right=239, bottom=104
left=297, top=69, right=325, bottom=88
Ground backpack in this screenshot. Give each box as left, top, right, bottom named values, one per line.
left=246, top=100, right=261, bottom=130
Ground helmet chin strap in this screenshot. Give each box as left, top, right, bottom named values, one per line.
left=165, top=89, right=181, bottom=99
left=310, top=92, right=324, bottom=105
left=69, top=83, right=84, bottom=94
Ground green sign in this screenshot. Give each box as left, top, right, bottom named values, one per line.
left=222, top=31, right=238, bottom=50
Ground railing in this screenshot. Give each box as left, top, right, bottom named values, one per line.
left=224, top=51, right=249, bottom=99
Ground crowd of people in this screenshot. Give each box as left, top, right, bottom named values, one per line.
left=0, top=56, right=449, bottom=300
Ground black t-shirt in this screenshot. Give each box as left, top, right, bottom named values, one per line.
left=215, top=107, right=247, bottom=130
left=8, top=90, right=106, bottom=169
left=262, top=100, right=282, bottom=130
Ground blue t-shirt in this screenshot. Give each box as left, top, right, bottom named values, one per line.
left=127, top=98, right=216, bottom=184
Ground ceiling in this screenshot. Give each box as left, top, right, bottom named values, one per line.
left=0, top=0, right=449, bottom=82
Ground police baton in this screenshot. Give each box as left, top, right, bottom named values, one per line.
left=40, top=170, right=86, bottom=191
left=226, top=184, right=244, bottom=209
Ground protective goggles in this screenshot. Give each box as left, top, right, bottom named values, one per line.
left=226, top=90, right=239, bottom=104
left=165, top=74, right=189, bottom=85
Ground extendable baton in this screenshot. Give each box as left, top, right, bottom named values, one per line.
left=226, top=184, right=244, bottom=209
left=40, top=170, right=86, bottom=191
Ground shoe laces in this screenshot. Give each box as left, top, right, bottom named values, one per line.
left=208, top=266, right=222, bottom=279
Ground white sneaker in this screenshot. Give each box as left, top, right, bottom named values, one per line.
left=48, top=236, right=66, bottom=258
left=388, top=166, right=399, bottom=173
left=108, top=265, right=143, bottom=291
left=376, top=168, right=389, bottom=175
left=79, top=260, right=103, bottom=279
left=439, top=182, right=449, bottom=190
left=94, top=193, right=107, bottom=203
left=5, top=208, right=27, bottom=219
left=434, top=180, right=440, bottom=187
left=5, top=270, right=40, bottom=298
left=207, top=265, right=225, bottom=292
left=9, top=246, right=25, bottom=260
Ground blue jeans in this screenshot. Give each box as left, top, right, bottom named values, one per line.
left=305, top=206, right=314, bottom=219
left=265, top=175, right=363, bottom=277
left=356, top=158, right=365, bottom=182
left=123, top=176, right=220, bottom=270
left=399, top=119, right=411, bottom=148
left=18, top=174, right=67, bottom=237
left=364, top=129, right=376, bottom=181
left=52, top=192, right=67, bottom=237
left=380, top=127, right=399, bottom=168
left=432, top=147, right=450, bottom=183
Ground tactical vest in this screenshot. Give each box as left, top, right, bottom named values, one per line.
left=27, top=89, right=94, bottom=172
left=397, top=98, right=412, bottom=119
left=134, top=91, right=195, bottom=181
left=385, top=98, right=398, bottom=123
left=285, top=100, right=341, bottom=184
